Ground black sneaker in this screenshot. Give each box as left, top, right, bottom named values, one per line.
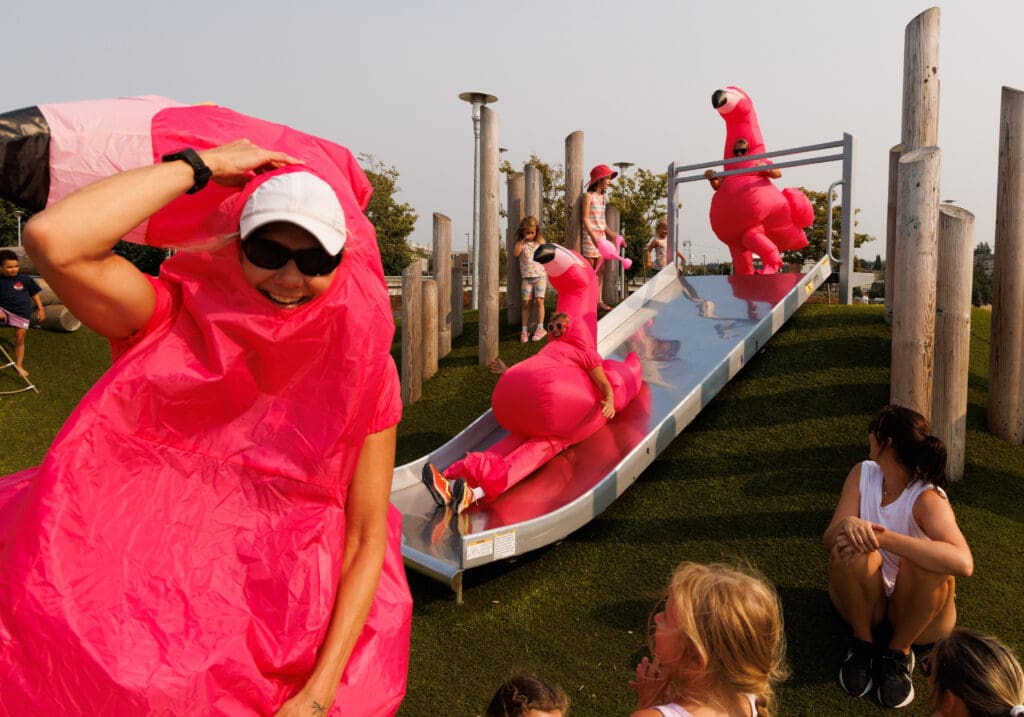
left=876, top=648, right=915, bottom=709
left=838, top=637, right=875, bottom=698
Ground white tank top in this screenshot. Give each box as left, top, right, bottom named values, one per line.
left=653, top=694, right=758, bottom=716
left=858, top=460, right=945, bottom=592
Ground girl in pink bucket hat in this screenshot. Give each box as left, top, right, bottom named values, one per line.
left=582, top=164, right=631, bottom=310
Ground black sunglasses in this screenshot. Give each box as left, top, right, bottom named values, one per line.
left=546, top=321, right=568, bottom=333
left=241, top=235, right=341, bottom=276
left=733, top=147, right=749, bottom=156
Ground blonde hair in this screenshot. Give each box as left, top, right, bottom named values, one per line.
left=516, top=215, right=542, bottom=243
left=930, top=627, right=1024, bottom=716
left=649, top=562, right=788, bottom=717
left=655, top=218, right=668, bottom=233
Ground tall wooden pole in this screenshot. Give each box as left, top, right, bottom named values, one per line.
left=885, top=144, right=902, bottom=325
left=901, top=8, right=940, bottom=151
left=524, top=164, right=542, bottom=224
left=506, top=172, right=525, bottom=326
left=432, top=212, right=452, bottom=358
left=401, top=261, right=423, bottom=405
left=564, top=131, right=584, bottom=253
left=604, top=204, right=621, bottom=306
left=933, top=204, right=975, bottom=480
left=478, top=106, right=500, bottom=364
left=422, top=278, right=439, bottom=381
left=988, top=86, right=1024, bottom=443
left=891, top=146, right=941, bottom=419
left=451, top=265, right=464, bottom=339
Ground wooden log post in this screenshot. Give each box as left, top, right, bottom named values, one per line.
left=524, top=164, right=542, bottom=223
left=401, top=261, right=423, bottom=405
left=422, top=278, right=439, bottom=381
left=901, top=8, right=941, bottom=152
left=564, top=131, right=584, bottom=254
left=432, top=213, right=452, bottom=358
left=988, top=86, right=1024, bottom=443
left=451, top=265, right=464, bottom=339
left=478, top=106, right=500, bottom=365
left=506, top=172, right=525, bottom=326
left=891, top=146, right=941, bottom=419
left=603, top=204, right=621, bottom=306
left=885, top=144, right=902, bottom=325
left=932, top=204, right=975, bottom=480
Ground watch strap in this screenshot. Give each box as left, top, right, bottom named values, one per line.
left=161, top=148, right=212, bottom=194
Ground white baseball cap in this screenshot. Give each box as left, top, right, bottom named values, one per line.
left=239, top=172, right=347, bottom=255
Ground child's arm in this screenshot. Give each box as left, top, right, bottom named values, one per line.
left=513, top=239, right=525, bottom=257
left=274, top=425, right=396, bottom=716
left=588, top=364, right=616, bottom=419
left=31, top=291, right=45, bottom=322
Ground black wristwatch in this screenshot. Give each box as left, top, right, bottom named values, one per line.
left=161, top=148, right=212, bottom=194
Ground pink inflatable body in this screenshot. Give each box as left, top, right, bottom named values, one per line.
left=444, top=244, right=643, bottom=499
left=0, top=97, right=411, bottom=715
left=708, top=86, right=813, bottom=274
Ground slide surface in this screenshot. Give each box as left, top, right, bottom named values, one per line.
left=390, top=257, right=833, bottom=599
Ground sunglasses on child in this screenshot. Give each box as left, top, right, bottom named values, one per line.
left=546, top=321, right=568, bottom=333
left=241, top=235, right=342, bottom=276
left=733, top=147, right=749, bottom=156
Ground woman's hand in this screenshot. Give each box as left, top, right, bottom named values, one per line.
left=199, top=140, right=304, bottom=188
left=836, top=516, right=882, bottom=556
left=274, top=688, right=332, bottom=717
left=629, top=656, right=669, bottom=709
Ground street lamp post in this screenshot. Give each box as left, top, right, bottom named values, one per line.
left=458, top=91, right=497, bottom=310
left=15, top=211, right=23, bottom=247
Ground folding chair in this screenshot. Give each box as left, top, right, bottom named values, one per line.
left=0, top=334, right=38, bottom=395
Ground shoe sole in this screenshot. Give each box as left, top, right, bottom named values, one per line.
left=451, top=479, right=474, bottom=515
left=421, top=463, right=449, bottom=507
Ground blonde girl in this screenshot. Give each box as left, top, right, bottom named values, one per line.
left=514, top=216, right=548, bottom=342
left=630, top=562, right=788, bottom=717
left=925, top=627, right=1024, bottom=717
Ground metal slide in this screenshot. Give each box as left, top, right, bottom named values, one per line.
left=390, top=256, right=834, bottom=601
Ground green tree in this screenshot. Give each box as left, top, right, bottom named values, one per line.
left=359, top=154, right=419, bottom=276
left=783, top=188, right=875, bottom=266
left=608, top=168, right=668, bottom=277
left=975, top=241, right=992, bottom=255
left=0, top=198, right=32, bottom=247
left=873, top=254, right=883, bottom=271
left=500, top=154, right=567, bottom=245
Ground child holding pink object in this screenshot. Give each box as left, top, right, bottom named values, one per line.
left=629, top=562, right=788, bottom=717
left=582, top=164, right=630, bottom=310
left=514, top=215, right=548, bottom=342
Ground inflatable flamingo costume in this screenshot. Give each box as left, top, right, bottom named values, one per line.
left=707, top=86, right=813, bottom=274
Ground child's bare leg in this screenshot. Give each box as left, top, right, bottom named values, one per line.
left=534, top=297, right=545, bottom=329
left=13, top=327, right=28, bottom=376
left=520, top=299, right=531, bottom=331
left=888, top=562, right=956, bottom=650
left=828, top=545, right=886, bottom=642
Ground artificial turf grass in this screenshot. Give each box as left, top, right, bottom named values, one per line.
left=397, top=304, right=1024, bottom=717
left=0, top=327, right=110, bottom=475
left=1, top=305, right=1020, bottom=716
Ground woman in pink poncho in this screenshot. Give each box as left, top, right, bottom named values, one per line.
left=0, top=139, right=411, bottom=715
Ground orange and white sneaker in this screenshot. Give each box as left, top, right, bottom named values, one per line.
left=450, top=477, right=476, bottom=515
left=421, top=462, right=453, bottom=507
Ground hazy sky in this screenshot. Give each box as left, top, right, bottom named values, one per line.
left=4, top=1, right=1021, bottom=263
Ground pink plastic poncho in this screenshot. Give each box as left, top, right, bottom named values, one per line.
left=445, top=245, right=643, bottom=499
left=0, top=99, right=411, bottom=715
left=708, top=86, right=813, bottom=274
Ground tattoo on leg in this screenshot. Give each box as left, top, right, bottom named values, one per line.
left=312, top=701, right=327, bottom=716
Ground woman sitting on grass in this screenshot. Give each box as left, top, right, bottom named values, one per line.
left=824, top=404, right=973, bottom=710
